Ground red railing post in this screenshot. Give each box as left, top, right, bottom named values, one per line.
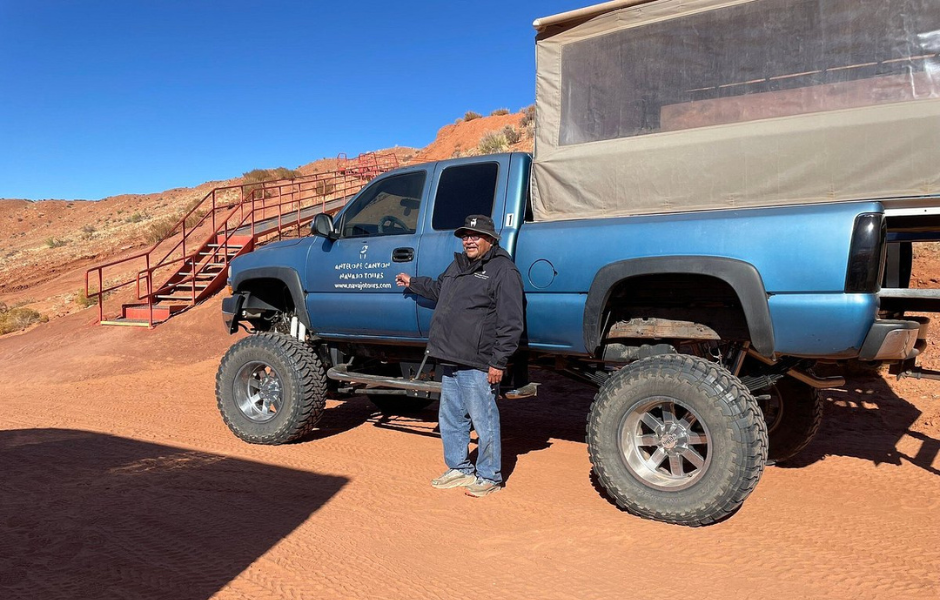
left=97, top=269, right=103, bottom=323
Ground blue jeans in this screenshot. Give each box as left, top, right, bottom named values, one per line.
left=439, top=365, right=502, bottom=484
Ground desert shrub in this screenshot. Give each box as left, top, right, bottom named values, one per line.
left=502, top=125, right=522, bottom=145
left=0, top=306, right=48, bottom=335
left=146, top=218, right=177, bottom=244
left=243, top=167, right=301, bottom=183
left=520, top=104, right=536, bottom=127
left=81, top=224, right=96, bottom=234
left=126, top=211, right=146, bottom=223
left=184, top=209, right=207, bottom=229
left=520, top=104, right=537, bottom=140
left=243, top=169, right=270, bottom=184
left=271, top=167, right=301, bottom=180
left=243, top=167, right=301, bottom=201
left=74, top=288, right=99, bottom=308
left=478, top=131, right=509, bottom=154
left=45, top=237, right=67, bottom=248
left=463, top=111, right=482, bottom=122
left=491, top=108, right=510, bottom=116
left=315, top=179, right=336, bottom=196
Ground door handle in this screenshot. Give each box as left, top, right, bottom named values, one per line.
left=393, top=247, right=414, bottom=262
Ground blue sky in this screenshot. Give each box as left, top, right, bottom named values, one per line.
left=0, top=1, right=585, bottom=201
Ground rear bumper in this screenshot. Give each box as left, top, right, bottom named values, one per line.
left=858, top=319, right=921, bottom=361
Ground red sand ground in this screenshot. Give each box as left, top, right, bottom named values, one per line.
left=1, top=114, right=938, bottom=599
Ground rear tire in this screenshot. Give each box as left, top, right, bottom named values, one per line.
left=760, top=377, right=823, bottom=463
left=587, top=354, right=767, bottom=526
left=216, top=332, right=327, bottom=444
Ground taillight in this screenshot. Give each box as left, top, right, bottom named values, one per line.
left=845, top=213, right=886, bottom=293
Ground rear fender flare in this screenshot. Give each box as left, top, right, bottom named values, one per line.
left=583, top=256, right=774, bottom=357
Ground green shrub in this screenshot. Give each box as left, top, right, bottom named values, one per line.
left=478, top=131, right=509, bottom=154
left=490, top=108, right=510, bottom=116
left=0, top=306, right=48, bottom=335
left=126, top=211, right=146, bottom=223
left=45, top=237, right=67, bottom=248
left=463, top=111, right=482, bottom=122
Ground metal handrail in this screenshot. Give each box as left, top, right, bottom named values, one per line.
left=84, top=151, right=400, bottom=324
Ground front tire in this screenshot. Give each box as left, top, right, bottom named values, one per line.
left=587, top=354, right=768, bottom=526
left=216, top=333, right=327, bottom=444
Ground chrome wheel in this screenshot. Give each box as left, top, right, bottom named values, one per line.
left=234, top=360, right=283, bottom=422
left=619, top=397, right=711, bottom=491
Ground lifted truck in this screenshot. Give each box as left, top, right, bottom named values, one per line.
left=214, top=0, right=940, bottom=525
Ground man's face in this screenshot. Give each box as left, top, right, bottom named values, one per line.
left=462, top=233, right=493, bottom=260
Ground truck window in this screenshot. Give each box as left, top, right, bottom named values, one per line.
left=559, top=0, right=940, bottom=145
left=339, top=171, right=426, bottom=238
left=432, top=163, right=499, bottom=230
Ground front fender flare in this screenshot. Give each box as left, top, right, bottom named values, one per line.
left=230, top=266, right=311, bottom=329
left=583, top=256, right=774, bottom=357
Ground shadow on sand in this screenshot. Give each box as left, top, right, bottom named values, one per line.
left=0, top=428, right=346, bottom=600
left=331, top=366, right=938, bottom=484
left=779, top=371, right=939, bottom=476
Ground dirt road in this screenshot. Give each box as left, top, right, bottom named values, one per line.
left=1, top=293, right=938, bottom=600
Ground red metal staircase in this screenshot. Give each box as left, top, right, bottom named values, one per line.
left=85, top=152, right=400, bottom=327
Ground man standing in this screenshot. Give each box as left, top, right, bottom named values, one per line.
left=395, top=215, right=524, bottom=497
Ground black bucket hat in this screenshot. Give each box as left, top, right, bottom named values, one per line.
left=454, top=214, right=500, bottom=241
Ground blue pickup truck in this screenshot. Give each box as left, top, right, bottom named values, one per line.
left=214, top=0, right=940, bottom=525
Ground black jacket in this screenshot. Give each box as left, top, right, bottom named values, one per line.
left=408, top=245, right=524, bottom=372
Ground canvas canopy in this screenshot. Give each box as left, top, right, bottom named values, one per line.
left=531, top=0, right=940, bottom=221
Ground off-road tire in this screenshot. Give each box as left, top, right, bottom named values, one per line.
left=216, top=332, right=327, bottom=444
left=587, top=354, right=768, bottom=526
left=762, top=377, right=823, bottom=463
left=367, top=396, right=434, bottom=415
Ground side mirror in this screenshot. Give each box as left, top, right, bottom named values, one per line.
left=312, top=213, right=338, bottom=240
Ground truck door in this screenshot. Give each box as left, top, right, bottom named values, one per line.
left=415, top=157, right=513, bottom=337
left=304, top=168, right=429, bottom=339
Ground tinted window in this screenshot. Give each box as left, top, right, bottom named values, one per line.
left=339, top=171, right=426, bottom=238
left=432, top=163, right=498, bottom=230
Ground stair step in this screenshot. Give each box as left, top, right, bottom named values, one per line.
left=100, top=319, right=152, bottom=327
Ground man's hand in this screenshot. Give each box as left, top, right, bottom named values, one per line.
left=395, top=273, right=411, bottom=287
left=487, top=367, right=503, bottom=385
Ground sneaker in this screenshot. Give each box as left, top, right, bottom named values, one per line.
left=464, top=477, right=502, bottom=498
left=431, top=469, right=476, bottom=489
left=504, top=383, right=539, bottom=400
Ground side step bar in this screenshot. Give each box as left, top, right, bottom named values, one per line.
left=327, top=364, right=443, bottom=393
